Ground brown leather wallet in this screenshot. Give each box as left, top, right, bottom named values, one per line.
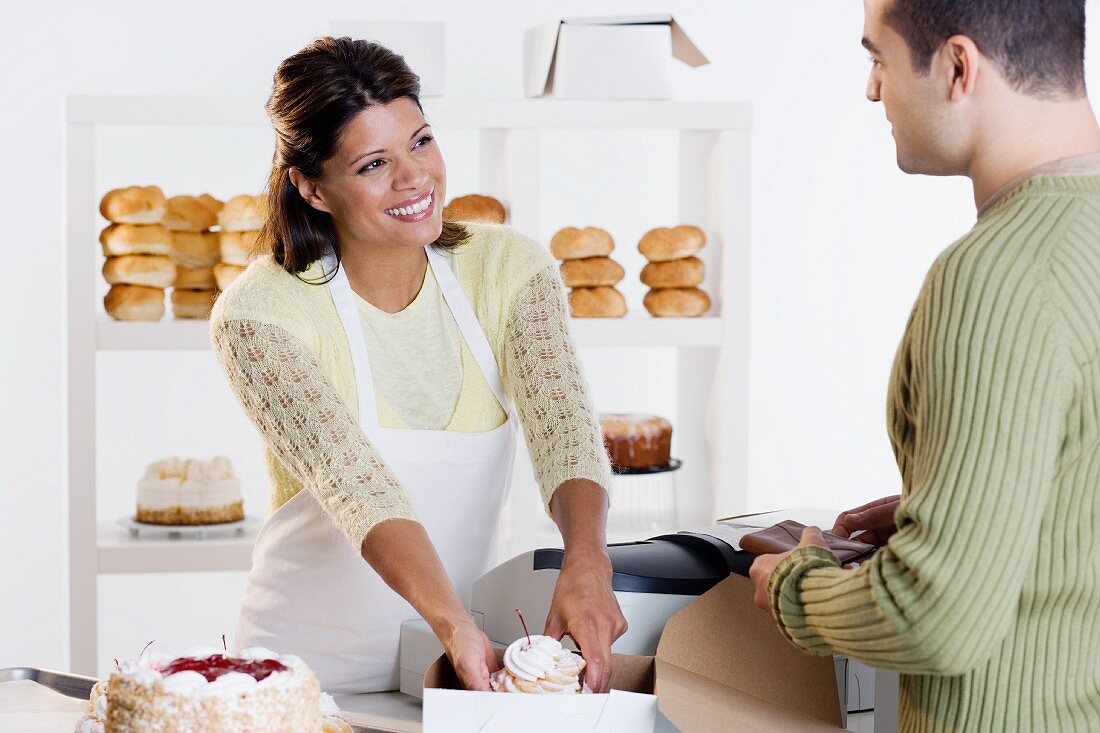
left=740, top=520, right=878, bottom=564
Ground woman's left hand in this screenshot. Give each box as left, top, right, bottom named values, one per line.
left=543, top=549, right=628, bottom=693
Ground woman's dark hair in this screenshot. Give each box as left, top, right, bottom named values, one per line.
left=885, top=0, right=1086, bottom=99
left=260, top=36, right=468, bottom=279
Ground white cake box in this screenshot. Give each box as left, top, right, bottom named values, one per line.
left=523, top=14, right=708, bottom=99
left=422, top=574, right=843, bottom=732
left=328, top=21, right=445, bottom=97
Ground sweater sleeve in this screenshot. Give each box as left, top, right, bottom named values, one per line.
left=768, top=249, right=1073, bottom=675
left=211, top=318, right=418, bottom=549
left=502, top=264, right=613, bottom=515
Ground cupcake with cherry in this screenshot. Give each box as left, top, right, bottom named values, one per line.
left=490, top=609, right=588, bottom=695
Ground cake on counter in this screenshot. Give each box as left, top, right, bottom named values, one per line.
left=136, top=456, right=243, bottom=525
left=598, top=414, right=673, bottom=470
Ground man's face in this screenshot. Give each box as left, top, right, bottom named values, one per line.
left=863, top=0, right=963, bottom=175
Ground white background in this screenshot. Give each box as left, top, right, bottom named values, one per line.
left=2, top=0, right=1095, bottom=672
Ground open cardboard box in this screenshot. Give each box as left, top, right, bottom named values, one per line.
left=423, top=574, right=842, bottom=732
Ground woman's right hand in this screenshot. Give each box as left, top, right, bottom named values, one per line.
left=832, top=494, right=901, bottom=546
left=442, top=619, right=499, bottom=691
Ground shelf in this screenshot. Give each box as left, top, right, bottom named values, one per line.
left=97, top=521, right=257, bottom=574
left=67, top=96, right=751, bottom=131
left=95, top=315, right=721, bottom=351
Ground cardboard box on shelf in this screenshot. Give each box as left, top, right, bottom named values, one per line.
left=524, top=15, right=709, bottom=100
left=423, top=574, right=842, bottom=732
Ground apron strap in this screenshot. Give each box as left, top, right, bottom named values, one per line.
left=427, top=245, right=512, bottom=413
left=323, top=247, right=513, bottom=429
left=322, top=251, right=381, bottom=428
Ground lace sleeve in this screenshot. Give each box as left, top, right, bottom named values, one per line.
left=211, top=318, right=418, bottom=548
left=503, top=265, right=613, bottom=515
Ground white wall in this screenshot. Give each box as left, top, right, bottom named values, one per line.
left=2, top=0, right=1097, bottom=672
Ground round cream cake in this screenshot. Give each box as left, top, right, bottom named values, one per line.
left=136, top=456, right=243, bottom=525
left=490, top=635, right=587, bottom=694
left=103, top=647, right=322, bottom=733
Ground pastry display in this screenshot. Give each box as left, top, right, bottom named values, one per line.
left=173, top=266, right=216, bottom=291
left=163, top=194, right=224, bottom=232
left=599, top=413, right=673, bottom=470
left=560, top=257, right=625, bottom=288
left=490, top=635, right=587, bottom=694
left=638, top=226, right=711, bottom=317
left=103, top=646, right=322, bottom=733
left=136, top=456, right=243, bottom=525
left=100, top=224, right=172, bottom=257
left=217, top=194, right=267, bottom=232
left=550, top=226, right=614, bottom=260
left=102, top=255, right=177, bottom=290
left=643, top=287, right=712, bottom=318
left=551, top=227, right=626, bottom=318
left=640, top=256, right=705, bottom=288
left=569, top=287, right=627, bottom=318
left=99, top=186, right=167, bottom=225
left=443, top=193, right=506, bottom=224
left=104, top=284, right=166, bottom=322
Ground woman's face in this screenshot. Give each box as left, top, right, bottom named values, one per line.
left=313, top=98, right=446, bottom=250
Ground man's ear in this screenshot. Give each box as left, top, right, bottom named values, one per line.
left=288, top=168, right=331, bottom=214
left=942, top=34, right=981, bottom=102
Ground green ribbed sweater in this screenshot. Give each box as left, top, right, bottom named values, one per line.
left=769, top=174, right=1100, bottom=732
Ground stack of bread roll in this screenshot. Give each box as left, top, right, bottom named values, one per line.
left=550, top=227, right=627, bottom=318
left=215, top=194, right=266, bottom=291
left=100, top=186, right=175, bottom=321
left=164, top=194, right=223, bottom=319
left=639, top=225, right=711, bottom=317
left=443, top=193, right=506, bottom=224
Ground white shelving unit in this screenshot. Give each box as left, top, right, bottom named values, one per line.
left=66, top=95, right=751, bottom=675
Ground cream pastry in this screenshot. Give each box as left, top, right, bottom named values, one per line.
left=490, top=635, right=587, bottom=694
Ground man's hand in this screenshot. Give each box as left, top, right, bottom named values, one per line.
left=543, top=550, right=628, bottom=693
left=832, top=495, right=901, bottom=546
left=750, top=526, right=828, bottom=611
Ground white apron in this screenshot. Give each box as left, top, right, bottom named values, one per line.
left=235, top=245, right=516, bottom=693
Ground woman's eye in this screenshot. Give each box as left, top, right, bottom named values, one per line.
left=358, top=160, right=384, bottom=174
left=414, top=135, right=434, bottom=148
left=868, top=55, right=880, bottom=67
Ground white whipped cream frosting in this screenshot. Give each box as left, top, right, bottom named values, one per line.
left=137, top=456, right=241, bottom=510
left=114, top=646, right=304, bottom=697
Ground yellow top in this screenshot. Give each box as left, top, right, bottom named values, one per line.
left=210, top=223, right=612, bottom=549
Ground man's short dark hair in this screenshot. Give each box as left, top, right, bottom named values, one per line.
left=885, top=0, right=1086, bottom=99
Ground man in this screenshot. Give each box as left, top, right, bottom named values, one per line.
left=749, top=1, right=1100, bottom=730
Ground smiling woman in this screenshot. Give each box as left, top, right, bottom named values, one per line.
left=208, top=37, right=626, bottom=696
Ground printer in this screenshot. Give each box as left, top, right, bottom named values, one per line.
left=399, top=510, right=875, bottom=713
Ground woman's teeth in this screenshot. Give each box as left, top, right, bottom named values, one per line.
left=385, top=194, right=432, bottom=217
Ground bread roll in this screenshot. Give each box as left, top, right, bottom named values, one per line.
left=171, top=289, right=218, bottom=319
left=218, top=194, right=267, bottom=231
left=173, top=266, right=216, bottom=290
left=643, top=288, right=711, bottom=317
left=443, top=194, right=506, bottom=224
left=550, top=227, right=614, bottom=260
left=100, top=224, right=172, bottom=257
left=102, top=255, right=177, bottom=289
left=163, top=194, right=223, bottom=231
left=569, top=287, right=627, bottom=318
left=213, top=263, right=247, bottom=291
left=99, top=186, right=166, bottom=224
left=640, top=257, right=705, bottom=288
left=170, top=231, right=220, bottom=268
left=638, top=225, right=706, bottom=262
left=560, top=257, right=625, bottom=288
left=219, top=230, right=260, bottom=266
left=104, top=284, right=165, bottom=321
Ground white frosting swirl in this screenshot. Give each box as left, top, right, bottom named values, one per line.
left=506, top=635, right=576, bottom=682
